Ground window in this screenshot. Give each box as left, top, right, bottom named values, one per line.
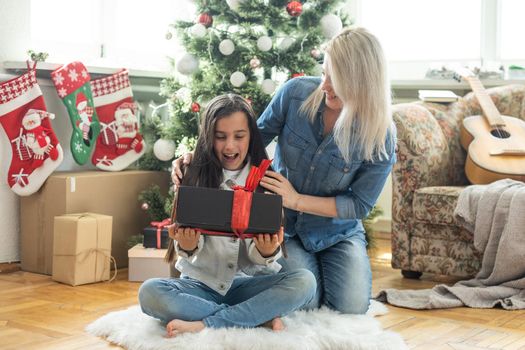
left=30, top=0, right=196, bottom=72
left=356, top=0, right=525, bottom=79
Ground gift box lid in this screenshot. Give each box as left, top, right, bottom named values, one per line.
left=128, top=244, right=168, bottom=258
left=175, top=186, right=282, bottom=233
left=53, top=213, right=112, bottom=256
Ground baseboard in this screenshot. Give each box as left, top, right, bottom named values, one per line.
left=0, top=262, right=21, bottom=274
left=370, top=217, right=391, bottom=235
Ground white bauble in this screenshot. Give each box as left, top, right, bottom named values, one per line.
left=320, top=14, right=343, bottom=38
left=230, top=71, right=246, bottom=87
left=257, top=36, right=272, bottom=51
left=226, top=0, right=244, bottom=11
left=153, top=139, right=176, bottom=161
left=189, top=23, right=207, bottom=38
left=261, top=79, right=276, bottom=94
left=278, top=37, right=295, bottom=51
left=176, top=53, right=199, bottom=75
left=219, top=39, right=235, bottom=55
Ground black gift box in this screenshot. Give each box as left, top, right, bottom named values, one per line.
left=175, top=186, right=282, bottom=234
left=143, top=226, right=170, bottom=249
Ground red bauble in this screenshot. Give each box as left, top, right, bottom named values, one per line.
left=286, top=1, right=302, bottom=17
left=191, top=102, right=200, bottom=112
left=292, top=72, right=305, bottom=78
left=197, top=13, right=213, bottom=28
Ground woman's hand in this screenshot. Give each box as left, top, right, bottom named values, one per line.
left=253, top=227, right=284, bottom=258
left=171, top=153, right=193, bottom=190
left=168, top=224, right=200, bottom=252
left=259, top=170, right=301, bottom=211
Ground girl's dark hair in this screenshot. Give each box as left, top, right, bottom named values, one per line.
left=165, top=93, right=268, bottom=263
left=182, top=93, right=268, bottom=188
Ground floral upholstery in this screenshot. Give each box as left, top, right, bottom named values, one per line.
left=391, top=84, right=525, bottom=278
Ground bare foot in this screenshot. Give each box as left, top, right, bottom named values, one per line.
left=166, top=319, right=205, bottom=338
left=262, top=317, right=285, bottom=332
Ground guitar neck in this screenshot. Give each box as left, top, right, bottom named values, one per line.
left=465, top=77, right=505, bottom=127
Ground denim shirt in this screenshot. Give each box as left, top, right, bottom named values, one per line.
left=257, top=77, right=396, bottom=252
left=175, top=161, right=282, bottom=296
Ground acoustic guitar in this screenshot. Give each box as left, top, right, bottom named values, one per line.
left=453, top=68, right=525, bottom=184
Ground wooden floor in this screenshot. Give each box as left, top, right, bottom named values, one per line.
left=1, top=237, right=525, bottom=350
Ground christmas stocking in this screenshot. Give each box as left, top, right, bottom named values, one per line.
left=51, top=61, right=100, bottom=165
left=0, top=65, right=63, bottom=196
left=90, top=69, right=145, bottom=171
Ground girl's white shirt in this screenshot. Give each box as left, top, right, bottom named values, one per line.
left=174, top=160, right=282, bottom=295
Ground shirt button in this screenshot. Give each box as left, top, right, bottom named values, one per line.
left=344, top=167, right=350, bottom=172
left=310, top=166, right=315, bottom=171
left=219, top=284, right=225, bottom=290
left=228, top=263, right=234, bottom=269
left=268, top=259, right=274, bottom=263
left=317, top=150, right=322, bottom=155
left=298, top=212, right=303, bottom=215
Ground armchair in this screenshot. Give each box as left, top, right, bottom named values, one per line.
left=391, top=84, right=525, bottom=278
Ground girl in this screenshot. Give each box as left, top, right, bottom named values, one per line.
left=138, top=94, right=316, bottom=337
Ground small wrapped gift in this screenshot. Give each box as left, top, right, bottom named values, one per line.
left=52, top=213, right=115, bottom=286
left=175, top=160, right=282, bottom=238
left=143, top=218, right=171, bottom=249
left=128, top=244, right=175, bottom=282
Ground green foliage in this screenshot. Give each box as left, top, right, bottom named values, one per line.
left=363, top=205, right=384, bottom=250
left=138, top=185, right=169, bottom=222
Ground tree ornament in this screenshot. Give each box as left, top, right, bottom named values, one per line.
left=197, top=13, right=213, bottom=28
left=141, top=202, right=149, bottom=210
left=278, top=37, right=295, bottom=51
left=249, top=57, right=261, bottom=69
left=153, top=139, right=176, bottom=161
left=219, top=39, right=235, bottom=56
left=286, top=1, right=303, bottom=17
left=176, top=53, right=199, bottom=75
left=310, top=48, right=321, bottom=59
left=230, top=71, right=246, bottom=87
left=165, top=31, right=173, bottom=40
left=292, top=72, right=305, bottom=78
left=226, top=0, right=244, bottom=11
left=261, top=79, right=276, bottom=94
left=320, top=14, right=343, bottom=38
left=191, top=102, right=200, bottom=112
left=189, top=23, right=207, bottom=38
left=257, top=36, right=272, bottom=51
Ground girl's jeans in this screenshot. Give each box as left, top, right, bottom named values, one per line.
left=279, top=235, right=372, bottom=314
left=138, top=268, right=316, bottom=328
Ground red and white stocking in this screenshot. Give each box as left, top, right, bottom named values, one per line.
left=91, top=69, right=145, bottom=171
left=0, top=66, right=63, bottom=196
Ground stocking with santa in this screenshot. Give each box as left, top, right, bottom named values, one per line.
left=0, top=63, right=63, bottom=196
left=51, top=61, right=100, bottom=165
left=91, top=69, right=145, bottom=171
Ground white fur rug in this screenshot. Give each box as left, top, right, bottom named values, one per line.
left=86, top=301, right=407, bottom=350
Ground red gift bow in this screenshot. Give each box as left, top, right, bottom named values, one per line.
left=150, top=218, right=171, bottom=249
left=196, top=159, right=272, bottom=239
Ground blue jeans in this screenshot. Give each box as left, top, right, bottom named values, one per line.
left=138, top=269, right=316, bottom=328
left=279, top=235, right=372, bottom=314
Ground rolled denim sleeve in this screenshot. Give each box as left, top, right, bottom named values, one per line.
left=247, top=240, right=282, bottom=266
left=335, top=129, right=397, bottom=220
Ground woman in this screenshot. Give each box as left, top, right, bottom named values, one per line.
left=172, top=27, right=396, bottom=314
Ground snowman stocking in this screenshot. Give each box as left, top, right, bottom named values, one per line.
left=91, top=69, right=145, bottom=171
left=51, top=61, right=100, bottom=165
left=0, top=65, right=63, bottom=196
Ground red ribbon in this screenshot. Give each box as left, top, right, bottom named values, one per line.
left=150, top=218, right=171, bottom=249
left=196, top=159, right=272, bottom=239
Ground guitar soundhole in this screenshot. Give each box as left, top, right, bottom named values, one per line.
left=491, top=128, right=510, bottom=139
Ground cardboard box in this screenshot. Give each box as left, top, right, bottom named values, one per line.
left=143, top=226, right=169, bottom=249
left=20, top=170, right=170, bottom=275
left=176, top=186, right=282, bottom=234
left=128, top=244, right=173, bottom=282
left=52, top=213, right=112, bottom=286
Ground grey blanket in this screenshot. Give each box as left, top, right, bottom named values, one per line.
left=376, top=179, right=525, bottom=310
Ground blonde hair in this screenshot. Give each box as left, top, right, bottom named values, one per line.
left=300, top=27, right=393, bottom=162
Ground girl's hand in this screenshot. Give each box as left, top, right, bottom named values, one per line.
left=253, top=227, right=284, bottom=258
left=171, top=152, right=193, bottom=190
left=259, top=170, right=301, bottom=211
left=168, top=224, right=200, bottom=251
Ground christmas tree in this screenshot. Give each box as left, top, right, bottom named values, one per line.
left=137, top=1, right=383, bottom=247
left=140, top=0, right=349, bottom=170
